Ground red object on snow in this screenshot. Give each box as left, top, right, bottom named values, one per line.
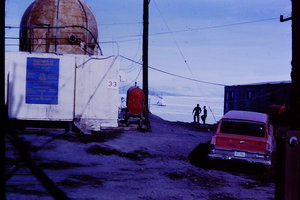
left=126, top=86, right=145, bottom=115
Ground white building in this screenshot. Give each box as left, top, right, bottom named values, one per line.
left=5, top=52, right=120, bottom=131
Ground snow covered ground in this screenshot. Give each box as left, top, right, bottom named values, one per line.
left=149, top=95, right=223, bottom=124
left=6, top=115, right=274, bottom=200
left=120, top=94, right=224, bottom=124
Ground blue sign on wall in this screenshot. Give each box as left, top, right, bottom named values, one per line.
left=26, top=57, right=59, bottom=104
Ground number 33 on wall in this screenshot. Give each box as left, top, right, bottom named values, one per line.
left=107, top=80, right=118, bottom=89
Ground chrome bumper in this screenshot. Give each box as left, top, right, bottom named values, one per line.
left=208, top=148, right=272, bottom=166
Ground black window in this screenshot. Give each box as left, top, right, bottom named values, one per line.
left=220, top=119, right=266, bottom=137
left=227, top=91, right=234, bottom=100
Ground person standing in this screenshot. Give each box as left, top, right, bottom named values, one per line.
left=201, top=106, right=207, bottom=124
left=192, top=104, right=201, bottom=123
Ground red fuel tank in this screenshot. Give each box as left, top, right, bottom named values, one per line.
left=126, top=86, right=145, bottom=115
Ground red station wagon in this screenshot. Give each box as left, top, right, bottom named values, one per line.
left=208, top=110, right=275, bottom=166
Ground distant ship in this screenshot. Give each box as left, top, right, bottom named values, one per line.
left=153, top=95, right=166, bottom=106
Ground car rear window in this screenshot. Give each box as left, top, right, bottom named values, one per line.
left=220, top=119, right=266, bottom=137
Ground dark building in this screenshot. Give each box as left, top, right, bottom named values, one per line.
left=224, top=81, right=291, bottom=114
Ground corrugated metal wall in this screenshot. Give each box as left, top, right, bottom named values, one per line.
left=224, top=82, right=291, bottom=114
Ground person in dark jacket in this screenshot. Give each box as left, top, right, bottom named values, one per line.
left=192, top=104, right=201, bottom=123
left=201, top=106, right=207, bottom=124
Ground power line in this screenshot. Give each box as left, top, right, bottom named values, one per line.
left=5, top=22, right=143, bottom=28
left=113, top=17, right=279, bottom=39
left=151, top=17, right=279, bottom=36
left=99, top=22, right=143, bottom=26
left=5, top=25, right=103, bottom=55
left=119, top=55, right=227, bottom=87
left=5, top=17, right=279, bottom=42
left=5, top=36, right=141, bottom=44
left=153, top=0, right=195, bottom=78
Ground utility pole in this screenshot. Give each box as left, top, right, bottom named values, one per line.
left=278, top=1, right=300, bottom=199
left=0, top=0, right=6, bottom=199
left=143, top=0, right=149, bottom=110
left=143, top=0, right=151, bottom=131
left=284, top=0, right=300, bottom=199
left=290, top=0, right=300, bottom=129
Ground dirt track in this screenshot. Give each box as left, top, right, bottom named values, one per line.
left=6, top=114, right=275, bottom=200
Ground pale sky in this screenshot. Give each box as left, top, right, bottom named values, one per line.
left=5, top=0, right=292, bottom=97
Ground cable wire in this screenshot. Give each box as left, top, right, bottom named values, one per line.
left=153, top=0, right=195, bottom=78
left=151, top=17, right=279, bottom=36
left=6, top=25, right=103, bottom=55
left=6, top=17, right=279, bottom=42
left=119, top=55, right=227, bottom=87
left=109, top=17, right=279, bottom=40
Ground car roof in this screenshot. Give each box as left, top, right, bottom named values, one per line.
left=222, top=110, right=269, bottom=124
